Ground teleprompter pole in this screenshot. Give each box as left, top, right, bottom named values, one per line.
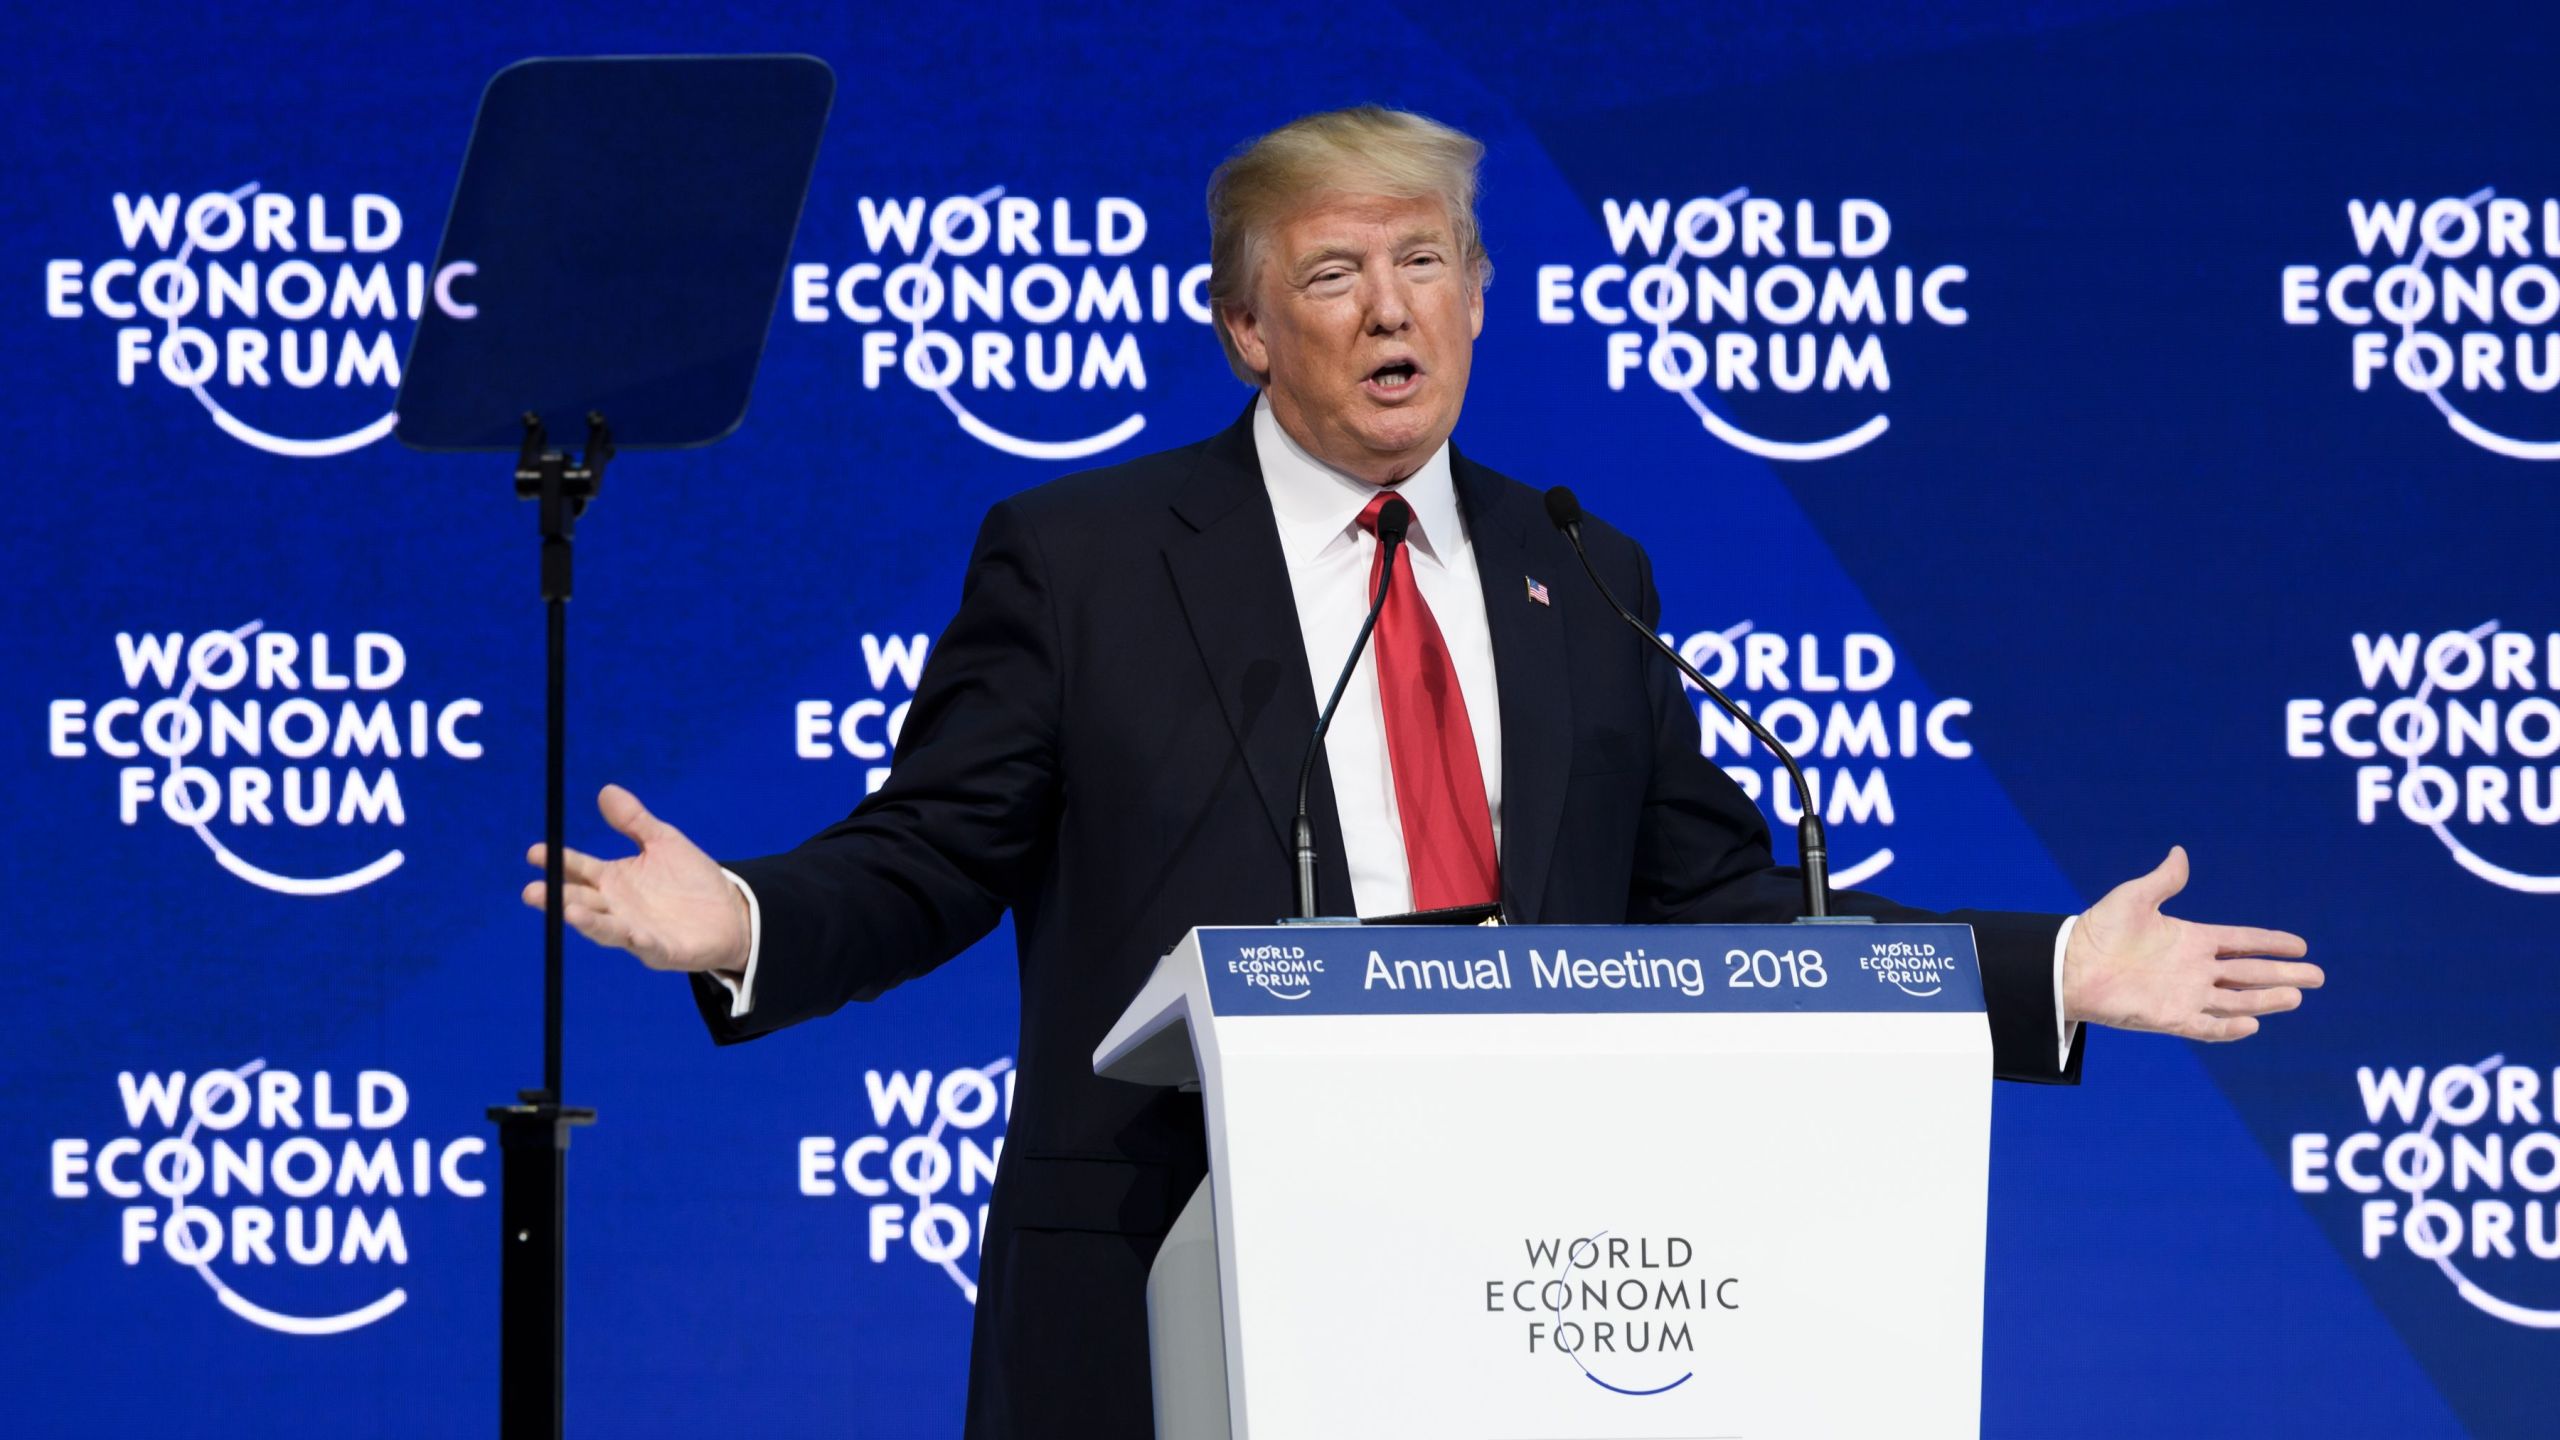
left=489, top=412, right=608, bottom=1440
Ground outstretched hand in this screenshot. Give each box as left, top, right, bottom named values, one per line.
left=521, top=784, right=750, bottom=974
left=2062, top=846, right=2321, bottom=1042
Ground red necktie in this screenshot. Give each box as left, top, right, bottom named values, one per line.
left=1357, top=493, right=1500, bottom=910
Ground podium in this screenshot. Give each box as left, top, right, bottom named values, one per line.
left=1094, top=923, right=1994, bottom=1439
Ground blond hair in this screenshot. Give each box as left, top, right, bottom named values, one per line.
left=1205, top=105, right=1492, bottom=385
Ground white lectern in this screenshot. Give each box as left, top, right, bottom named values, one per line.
left=1094, top=923, right=1993, bottom=1440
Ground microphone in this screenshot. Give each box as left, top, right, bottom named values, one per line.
left=1292, top=494, right=1413, bottom=920
left=1543, top=486, right=1835, bottom=920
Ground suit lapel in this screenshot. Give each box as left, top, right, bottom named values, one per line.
left=1163, top=404, right=1356, bottom=913
left=1454, top=448, right=1570, bottom=922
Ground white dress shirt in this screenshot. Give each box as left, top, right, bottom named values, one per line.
left=713, top=394, right=2078, bottom=1068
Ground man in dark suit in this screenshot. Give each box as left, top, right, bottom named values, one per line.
left=525, top=105, right=2319, bottom=1437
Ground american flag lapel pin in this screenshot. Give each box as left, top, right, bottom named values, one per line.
left=1525, top=575, right=1550, bottom=606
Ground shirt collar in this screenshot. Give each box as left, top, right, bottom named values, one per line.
left=1253, top=392, right=1461, bottom=568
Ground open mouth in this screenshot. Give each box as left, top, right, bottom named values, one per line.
left=1368, top=360, right=1421, bottom=393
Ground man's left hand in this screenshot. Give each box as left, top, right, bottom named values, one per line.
left=2062, top=846, right=2321, bottom=1041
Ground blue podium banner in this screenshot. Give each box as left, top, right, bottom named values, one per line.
left=1200, top=924, right=1986, bottom=1017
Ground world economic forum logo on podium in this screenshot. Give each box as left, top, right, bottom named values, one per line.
left=1228, top=943, right=1324, bottom=1001
left=1859, top=940, right=1956, bottom=998
left=1481, top=1230, right=1740, bottom=1399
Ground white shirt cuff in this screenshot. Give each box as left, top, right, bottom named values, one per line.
left=2052, top=913, right=2080, bottom=1071
left=706, top=868, right=763, bottom=1018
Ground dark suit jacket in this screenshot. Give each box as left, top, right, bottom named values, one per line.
left=696, top=404, right=2082, bottom=1437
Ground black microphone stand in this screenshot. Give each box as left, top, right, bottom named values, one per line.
left=1290, top=499, right=1411, bottom=919
left=1546, top=488, right=1850, bottom=922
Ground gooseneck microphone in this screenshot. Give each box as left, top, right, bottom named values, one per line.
left=1292, top=494, right=1413, bottom=919
left=1543, top=487, right=1834, bottom=920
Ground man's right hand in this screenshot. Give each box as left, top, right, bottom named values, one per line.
left=521, top=784, right=751, bottom=974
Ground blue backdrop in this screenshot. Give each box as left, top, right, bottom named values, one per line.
left=6, top=1, right=2556, bottom=1434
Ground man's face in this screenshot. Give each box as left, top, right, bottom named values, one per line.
left=1224, top=191, right=1484, bottom=486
